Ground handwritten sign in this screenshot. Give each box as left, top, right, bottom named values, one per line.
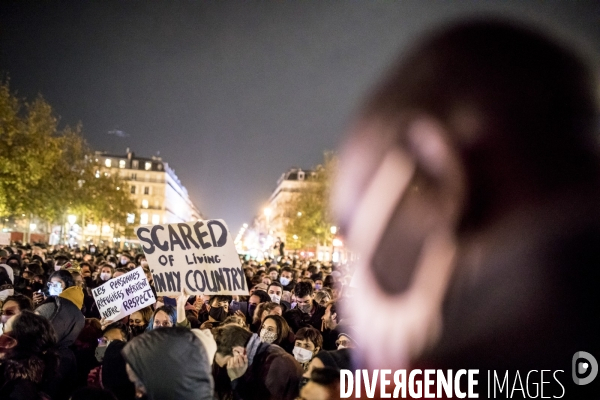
left=135, top=219, right=248, bottom=296
left=92, top=267, right=155, bottom=321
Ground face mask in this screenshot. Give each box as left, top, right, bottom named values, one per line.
left=337, top=344, right=347, bottom=350
left=209, top=306, right=227, bottom=322
left=100, top=272, right=111, bottom=281
left=54, top=265, right=62, bottom=271
left=315, top=283, right=322, bottom=290
left=259, top=329, right=278, bottom=344
left=248, top=303, right=257, bottom=316
left=109, top=262, right=116, bottom=268
left=298, top=302, right=311, bottom=314
left=291, top=302, right=297, bottom=309
left=293, top=346, right=314, bottom=363
left=120, top=259, right=128, bottom=265
left=269, top=294, right=281, bottom=304
left=95, top=342, right=111, bottom=363
left=130, top=324, right=147, bottom=337
left=48, top=282, right=63, bottom=296
left=279, top=277, right=290, bottom=286
left=0, top=315, right=10, bottom=325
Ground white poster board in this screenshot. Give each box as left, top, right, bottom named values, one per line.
left=92, top=266, right=155, bottom=321
left=0, top=232, right=10, bottom=246
left=135, top=219, right=249, bottom=296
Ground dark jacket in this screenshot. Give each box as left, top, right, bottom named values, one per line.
left=35, top=296, right=85, bottom=400
left=122, top=327, right=214, bottom=400
left=229, top=342, right=303, bottom=400
left=283, top=302, right=326, bottom=333
left=0, top=357, right=50, bottom=400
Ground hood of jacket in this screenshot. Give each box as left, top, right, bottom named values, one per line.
left=0, top=263, right=14, bottom=284
left=58, top=286, right=84, bottom=310
left=35, top=296, right=84, bottom=348
left=122, top=327, right=214, bottom=400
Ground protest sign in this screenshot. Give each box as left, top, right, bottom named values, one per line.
left=92, top=266, right=155, bottom=321
left=0, top=232, right=10, bottom=245
left=135, top=219, right=248, bottom=296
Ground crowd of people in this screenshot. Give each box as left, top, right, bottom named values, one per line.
left=0, top=244, right=354, bottom=399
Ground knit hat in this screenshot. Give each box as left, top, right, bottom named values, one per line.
left=59, top=286, right=84, bottom=310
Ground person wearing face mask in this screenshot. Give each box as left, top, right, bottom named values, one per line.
left=35, top=270, right=85, bottom=400
left=278, top=266, right=295, bottom=291
left=284, top=282, right=326, bottom=333
left=258, top=314, right=295, bottom=355
left=128, top=306, right=153, bottom=338
left=195, top=295, right=231, bottom=330
left=266, top=281, right=292, bottom=312
left=0, top=294, right=33, bottom=335
left=95, top=265, right=114, bottom=286
left=88, top=323, right=131, bottom=390
left=236, top=290, right=270, bottom=326
left=0, top=265, right=14, bottom=303
left=293, top=327, right=322, bottom=370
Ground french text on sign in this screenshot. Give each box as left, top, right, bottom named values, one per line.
left=92, top=266, right=156, bottom=321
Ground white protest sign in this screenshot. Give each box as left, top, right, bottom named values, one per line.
left=135, top=219, right=248, bottom=296
left=0, top=232, right=10, bottom=246
left=92, top=266, right=155, bottom=321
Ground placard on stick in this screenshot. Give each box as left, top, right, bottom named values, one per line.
left=135, top=219, right=248, bottom=296
left=92, top=266, right=156, bottom=321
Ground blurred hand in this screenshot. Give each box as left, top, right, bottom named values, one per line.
left=176, top=288, right=189, bottom=323
left=200, top=321, right=214, bottom=330
left=227, top=353, right=248, bottom=381
left=234, top=310, right=245, bottom=319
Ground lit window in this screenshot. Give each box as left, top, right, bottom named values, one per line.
left=145, top=162, right=152, bottom=170
left=130, top=186, right=136, bottom=194
left=152, top=214, right=160, bottom=224
left=132, top=160, right=139, bottom=169
left=127, top=213, right=135, bottom=224
left=142, top=199, right=149, bottom=209
left=105, top=159, right=112, bottom=168
left=140, top=213, right=149, bottom=224
left=144, top=186, right=150, bottom=195
left=119, top=160, right=126, bottom=168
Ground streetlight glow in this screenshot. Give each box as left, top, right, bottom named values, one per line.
left=67, top=214, right=77, bottom=225
left=330, top=226, right=337, bottom=235
left=263, top=207, right=272, bottom=217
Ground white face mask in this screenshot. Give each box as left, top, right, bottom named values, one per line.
left=337, top=344, right=347, bottom=350
left=100, top=272, right=111, bottom=281
left=293, top=346, right=314, bottom=363
left=279, top=277, right=290, bottom=286
left=269, top=293, right=281, bottom=304
left=54, top=265, right=62, bottom=271
left=48, top=282, right=63, bottom=296
left=259, top=328, right=278, bottom=344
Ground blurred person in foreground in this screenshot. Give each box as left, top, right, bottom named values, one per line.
left=332, top=19, right=600, bottom=396
left=121, top=327, right=214, bottom=400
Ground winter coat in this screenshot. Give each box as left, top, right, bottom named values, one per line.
left=122, top=327, right=214, bottom=400
left=35, top=296, right=85, bottom=400
left=283, top=303, right=326, bottom=333
left=0, top=356, right=50, bottom=400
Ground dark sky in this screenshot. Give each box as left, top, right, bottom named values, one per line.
left=1, top=1, right=599, bottom=231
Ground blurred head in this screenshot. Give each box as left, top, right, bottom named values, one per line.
left=213, top=324, right=253, bottom=367
left=294, top=281, right=314, bottom=313
left=294, top=327, right=323, bottom=364
left=1, top=294, right=33, bottom=327
left=150, top=305, right=177, bottom=329
left=259, top=315, right=290, bottom=346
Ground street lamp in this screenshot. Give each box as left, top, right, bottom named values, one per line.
left=67, top=215, right=77, bottom=225
left=330, top=226, right=337, bottom=235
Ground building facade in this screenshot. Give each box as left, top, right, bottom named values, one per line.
left=95, top=150, right=202, bottom=229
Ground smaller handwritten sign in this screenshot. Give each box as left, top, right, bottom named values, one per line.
left=92, top=266, right=155, bottom=321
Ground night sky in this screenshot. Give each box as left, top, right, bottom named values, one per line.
left=1, top=1, right=599, bottom=231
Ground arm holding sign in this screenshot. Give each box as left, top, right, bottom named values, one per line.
left=176, top=288, right=191, bottom=329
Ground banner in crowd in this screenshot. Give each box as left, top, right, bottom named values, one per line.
left=135, top=219, right=248, bottom=296
left=92, top=266, right=156, bottom=321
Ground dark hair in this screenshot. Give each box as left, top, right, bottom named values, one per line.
left=281, top=266, right=293, bottom=274
left=149, top=305, right=177, bottom=329
left=0, top=266, right=11, bottom=285
left=3, top=294, right=34, bottom=312
left=307, top=265, right=318, bottom=275
left=8, top=311, right=59, bottom=382
left=323, top=275, right=335, bottom=288
left=209, top=295, right=232, bottom=305
left=214, top=324, right=253, bottom=355
left=267, top=281, right=283, bottom=292
left=261, top=315, right=290, bottom=345
left=113, top=267, right=130, bottom=275
left=294, top=281, right=314, bottom=298
left=250, top=289, right=271, bottom=304
left=104, top=321, right=130, bottom=342
left=296, top=326, right=323, bottom=349
left=222, top=315, right=247, bottom=328
left=267, top=266, right=278, bottom=273
left=131, top=305, right=154, bottom=325
left=310, top=366, right=341, bottom=387
left=25, top=262, right=44, bottom=275
left=70, top=387, right=117, bottom=400
left=49, top=269, right=75, bottom=288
